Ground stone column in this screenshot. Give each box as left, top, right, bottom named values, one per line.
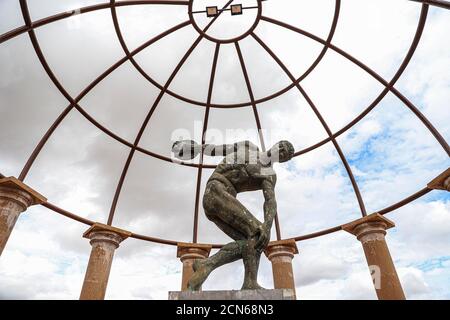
left=0, top=177, right=46, bottom=256
left=343, top=213, right=405, bottom=300
left=177, top=242, right=212, bottom=291
left=80, top=223, right=131, bottom=300
left=265, top=239, right=299, bottom=298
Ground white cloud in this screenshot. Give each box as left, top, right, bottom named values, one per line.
left=0, top=1, right=449, bottom=300
left=399, top=268, right=431, bottom=299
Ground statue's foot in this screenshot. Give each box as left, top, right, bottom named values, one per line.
left=241, top=281, right=266, bottom=290
left=188, top=259, right=211, bottom=291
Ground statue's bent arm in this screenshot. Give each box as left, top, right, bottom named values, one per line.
left=254, top=178, right=277, bottom=250
left=262, top=178, right=277, bottom=230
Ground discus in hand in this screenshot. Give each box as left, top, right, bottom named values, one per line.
left=172, top=140, right=200, bottom=160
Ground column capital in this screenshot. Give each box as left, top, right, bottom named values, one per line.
left=0, top=177, right=46, bottom=208
left=177, top=242, right=212, bottom=261
left=83, top=223, right=131, bottom=249
left=427, top=167, right=450, bottom=191
left=265, top=239, right=299, bottom=260
left=342, top=213, right=395, bottom=242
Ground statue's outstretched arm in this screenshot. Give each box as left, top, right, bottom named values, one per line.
left=204, top=141, right=259, bottom=157
left=172, top=140, right=259, bottom=160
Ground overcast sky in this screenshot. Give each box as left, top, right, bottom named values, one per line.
left=0, top=0, right=449, bottom=299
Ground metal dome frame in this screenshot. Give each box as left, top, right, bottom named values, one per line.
left=0, top=0, right=449, bottom=252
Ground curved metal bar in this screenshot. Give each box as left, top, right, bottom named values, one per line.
left=261, top=11, right=450, bottom=157
left=235, top=41, right=283, bottom=240
left=54, top=0, right=342, bottom=168
left=5, top=1, right=444, bottom=249
left=294, top=4, right=429, bottom=157
left=37, top=183, right=434, bottom=248
left=19, top=0, right=426, bottom=174
left=290, top=0, right=341, bottom=94
left=409, top=0, right=450, bottom=10
left=251, top=32, right=368, bottom=217
left=1, top=0, right=341, bottom=110
left=134, top=145, right=216, bottom=168
left=103, top=0, right=341, bottom=109
left=0, top=25, right=29, bottom=45
left=378, top=187, right=432, bottom=215
left=12, top=0, right=340, bottom=175
left=130, top=232, right=179, bottom=246
left=43, top=202, right=95, bottom=226
left=106, top=0, right=234, bottom=225
left=0, top=0, right=189, bottom=44
left=192, top=43, right=220, bottom=243
left=1, top=0, right=365, bottom=113
left=106, top=35, right=204, bottom=225
left=18, top=19, right=192, bottom=181
left=109, top=0, right=212, bottom=111
left=293, top=226, right=342, bottom=242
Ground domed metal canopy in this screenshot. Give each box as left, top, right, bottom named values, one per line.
left=0, top=0, right=448, bottom=250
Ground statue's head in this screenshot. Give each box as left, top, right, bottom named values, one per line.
left=268, top=140, right=295, bottom=163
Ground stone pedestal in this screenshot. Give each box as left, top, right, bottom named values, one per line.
left=427, top=167, right=450, bottom=191
left=80, top=223, right=131, bottom=300
left=264, top=239, right=298, bottom=298
left=0, top=177, right=46, bottom=256
left=343, top=213, right=405, bottom=300
left=177, top=242, right=212, bottom=291
left=169, top=289, right=295, bottom=300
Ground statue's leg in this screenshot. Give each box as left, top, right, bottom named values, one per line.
left=241, top=239, right=264, bottom=290
left=188, top=181, right=265, bottom=290
left=208, top=215, right=247, bottom=241
left=203, top=180, right=262, bottom=239
left=190, top=236, right=264, bottom=291
left=204, top=182, right=265, bottom=289
left=189, top=214, right=249, bottom=291
left=188, top=240, right=246, bottom=291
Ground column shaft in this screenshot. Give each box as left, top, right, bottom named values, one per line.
left=80, top=224, right=130, bottom=300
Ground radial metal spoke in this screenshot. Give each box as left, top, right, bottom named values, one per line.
left=36, top=184, right=433, bottom=247
left=235, top=41, right=283, bottom=239
left=1, top=0, right=340, bottom=109
left=192, top=43, right=221, bottom=243
left=18, top=18, right=191, bottom=181
left=107, top=0, right=235, bottom=225
left=261, top=8, right=449, bottom=157
left=106, top=35, right=204, bottom=225
left=293, top=3, right=430, bottom=156
left=0, top=0, right=444, bottom=252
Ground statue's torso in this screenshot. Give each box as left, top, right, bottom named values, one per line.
left=209, top=147, right=276, bottom=194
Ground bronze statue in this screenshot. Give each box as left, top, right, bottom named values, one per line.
left=172, top=140, right=294, bottom=290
